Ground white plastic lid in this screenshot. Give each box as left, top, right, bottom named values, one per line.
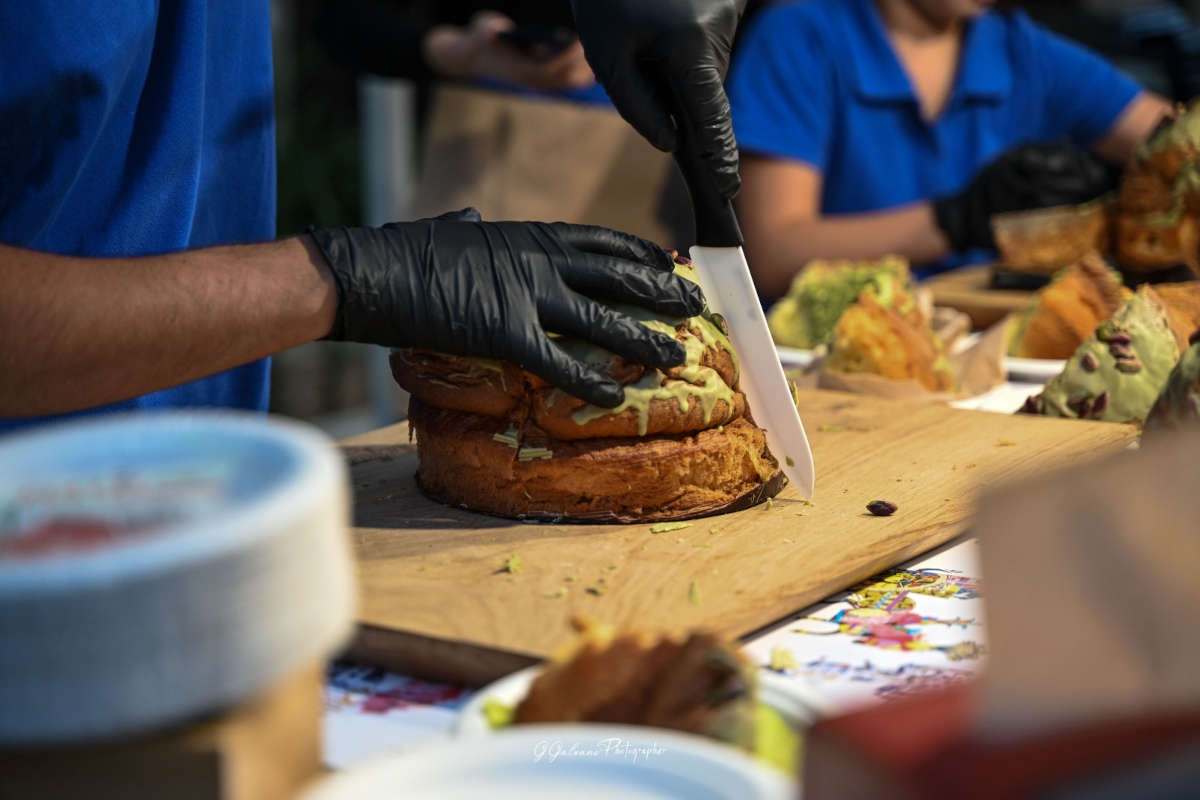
left=0, top=411, right=356, bottom=744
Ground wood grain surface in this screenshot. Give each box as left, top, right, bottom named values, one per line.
left=341, top=390, right=1135, bottom=686
left=924, top=264, right=1034, bottom=329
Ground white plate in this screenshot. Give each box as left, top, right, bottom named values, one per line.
left=1004, top=356, right=1066, bottom=382
left=775, top=346, right=817, bottom=369
left=456, top=665, right=826, bottom=737
left=302, top=724, right=795, bottom=800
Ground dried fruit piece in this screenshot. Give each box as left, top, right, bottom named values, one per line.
left=1108, top=343, right=1135, bottom=360
left=1092, top=391, right=1109, bottom=416
left=1115, top=358, right=1144, bottom=374
left=866, top=500, right=897, bottom=516
left=1080, top=352, right=1099, bottom=372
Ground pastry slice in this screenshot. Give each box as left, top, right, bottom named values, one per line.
left=825, top=291, right=955, bottom=393
left=1145, top=338, right=1200, bottom=434
left=1021, top=286, right=1181, bottom=424
left=1007, top=255, right=1130, bottom=360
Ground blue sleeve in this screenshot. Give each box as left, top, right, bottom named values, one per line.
left=1026, top=18, right=1142, bottom=147
left=728, top=5, right=835, bottom=171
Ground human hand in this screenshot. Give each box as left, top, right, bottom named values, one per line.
left=423, top=12, right=594, bottom=91
left=934, top=141, right=1114, bottom=251
left=571, top=0, right=746, bottom=199
left=309, top=209, right=705, bottom=408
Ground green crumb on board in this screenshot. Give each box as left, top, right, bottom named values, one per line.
left=689, top=580, right=702, bottom=605
left=996, top=440, right=1017, bottom=447
left=586, top=584, right=606, bottom=597
left=785, top=456, right=795, bottom=467
left=769, top=647, right=798, bottom=673
left=482, top=699, right=514, bottom=729
left=818, top=424, right=845, bottom=432
left=763, top=497, right=774, bottom=510
left=606, top=564, right=618, bottom=571
left=544, top=588, right=567, bottom=600
left=693, top=542, right=713, bottom=549
left=650, top=522, right=692, bottom=534
left=781, top=538, right=794, bottom=544
left=564, top=576, right=578, bottom=583
left=501, top=555, right=522, bottom=575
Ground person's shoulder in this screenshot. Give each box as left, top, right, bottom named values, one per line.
left=984, top=7, right=1063, bottom=48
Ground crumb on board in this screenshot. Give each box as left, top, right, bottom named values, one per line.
left=650, top=522, right=692, bottom=534
left=818, top=424, right=845, bottom=432
left=688, top=580, right=701, bottom=606
left=501, top=554, right=522, bottom=575
left=996, top=440, right=1017, bottom=447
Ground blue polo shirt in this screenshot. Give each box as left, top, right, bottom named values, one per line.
left=728, top=0, right=1142, bottom=278
left=0, top=1, right=276, bottom=434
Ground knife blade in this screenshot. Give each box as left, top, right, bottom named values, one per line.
left=672, top=109, right=814, bottom=498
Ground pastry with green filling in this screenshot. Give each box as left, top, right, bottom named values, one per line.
left=1020, top=286, right=1183, bottom=424
left=1145, top=335, right=1200, bottom=434
left=390, top=253, right=784, bottom=523
left=766, top=256, right=911, bottom=349
left=482, top=622, right=803, bottom=776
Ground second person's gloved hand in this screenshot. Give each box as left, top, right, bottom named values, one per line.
left=571, top=0, right=746, bottom=200
left=308, top=209, right=705, bottom=409
left=933, top=141, right=1115, bottom=252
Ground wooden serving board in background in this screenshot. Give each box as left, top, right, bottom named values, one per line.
left=342, top=390, right=1135, bottom=686
left=924, top=264, right=1033, bottom=329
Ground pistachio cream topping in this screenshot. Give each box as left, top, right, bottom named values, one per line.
left=1026, top=288, right=1180, bottom=424
left=1139, top=101, right=1200, bottom=166
left=766, top=256, right=911, bottom=349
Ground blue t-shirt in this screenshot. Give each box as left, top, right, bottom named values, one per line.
left=728, top=0, right=1142, bottom=278
left=0, top=1, right=276, bottom=433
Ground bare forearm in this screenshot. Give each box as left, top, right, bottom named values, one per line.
left=0, top=237, right=337, bottom=416
left=742, top=203, right=950, bottom=299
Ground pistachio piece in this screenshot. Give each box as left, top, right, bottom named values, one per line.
left=1108, top=343, right=1135, bottom=360
left=866, top=499, right=897, bottom=516
left=1096, top=321, right=1119, bottom=342
left=1106, top=331, right=1133, bottom=346
left=1080, top=352, right=1099, bottom=372
left=1115, top=358, right=1144, bottom=374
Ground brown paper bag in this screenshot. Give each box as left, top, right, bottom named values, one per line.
left=413, top=84, right=693, bottom=248
left=972, top=428, right=1200, bottom=739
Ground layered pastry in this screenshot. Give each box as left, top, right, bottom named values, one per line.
left=1020, top=286, right=1182, bottom=424
left=767, top=256, right=911, bottom=349
left=1144, top=337, right=1200, bottom=433
left=391, top=255, right=783, bottom=522
left=825, top=290, right=956, bottom=392
left=1006, top=255, right=1130, bottom=360
left=1116, top=102, right=1200, bottom=274
left=486, top=621, right=800, bottom=775
left=992, top=200, right=1111, bottom=275
left=1151, top=280, right=1200, bottom=343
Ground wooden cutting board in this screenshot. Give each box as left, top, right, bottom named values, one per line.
left=924, top=264, right=1033, bottom=329
left=341, top=390, right=1135, bottom=686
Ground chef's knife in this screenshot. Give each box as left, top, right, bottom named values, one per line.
left=674, top=130, right=815, bottom=499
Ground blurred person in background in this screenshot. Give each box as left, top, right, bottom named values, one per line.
left=0, top=0, right=749, bottom=432
left=729, top=0, right=1173, bottom=299
left=319, top=1, right=771, bottom=248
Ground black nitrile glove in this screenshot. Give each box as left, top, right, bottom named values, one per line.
left=308, top=209, right=705, bottom=409
left=933, top=141, right=1114, bottom=251
left=571, top=0, right=746, bottom=200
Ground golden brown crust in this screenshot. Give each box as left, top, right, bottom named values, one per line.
left=992, top=203, right=1111, bottom=275
left=389, top=350, right=525, bottom=418
left=1152, top=282, right=1200, bottom=348
left=1013, top=255, right=1130, bottom=360
left=1115, top=212, right=1200, bottom=274
left=826, top=293, right=955, bottom=393
left=514, top=630, right=755, bottom=738
left=408, top=399, right=783, bottom=523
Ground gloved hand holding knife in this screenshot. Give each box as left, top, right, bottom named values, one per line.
left=572, top=0, right=815, bottom=497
